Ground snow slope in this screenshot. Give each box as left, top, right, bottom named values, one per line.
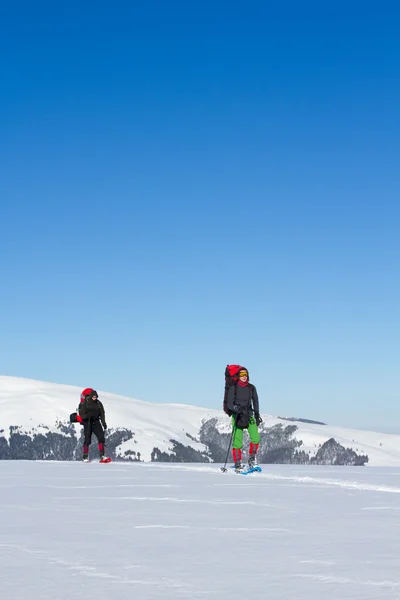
left=1, top=461, right=400, bottom=600
left=0, top=376, right=217, bottom=460
left=1, top=375, right=400, bottom=465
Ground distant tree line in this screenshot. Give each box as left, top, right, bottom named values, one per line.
left=0, top=419, right=368, bottom=466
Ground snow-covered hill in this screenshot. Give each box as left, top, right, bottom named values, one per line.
left=1, top=375, right=400, bottom=466
left=0, top=376, right=215, bottom=461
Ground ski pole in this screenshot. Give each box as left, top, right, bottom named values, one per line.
left=221, top=414, right=237, bottom=473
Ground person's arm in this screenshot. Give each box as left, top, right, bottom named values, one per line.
left=79, top=401, right=89, bottom=421
left=99, top=402, right=107, bottom=429
left=252, top=385, right=262, bottom=424
left=251, top=385, right=259, bottom=414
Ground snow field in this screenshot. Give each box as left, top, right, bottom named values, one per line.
left=1, top=461, right=400, bottom=599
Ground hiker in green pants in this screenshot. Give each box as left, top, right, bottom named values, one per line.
left=227, top=368, right=263, bottom=471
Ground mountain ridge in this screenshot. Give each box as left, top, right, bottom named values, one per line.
left=1, top=375, right=400, bottom=466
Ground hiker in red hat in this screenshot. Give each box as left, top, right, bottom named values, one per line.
left=78, top=389, right=108, bottom=462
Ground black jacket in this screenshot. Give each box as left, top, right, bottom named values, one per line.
left=79, top=398, right=106, bottom=428
left=227, top=383, right=259, bottom=416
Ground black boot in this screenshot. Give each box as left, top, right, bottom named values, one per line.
left=248, top=455, right=257, bottom=468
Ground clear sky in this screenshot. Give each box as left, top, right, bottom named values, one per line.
left=1, top=0, right=399, bottom=432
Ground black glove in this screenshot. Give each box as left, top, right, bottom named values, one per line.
left=255, top=413, right=263, bottom=426
left=103, top=423, right=107, bottom=430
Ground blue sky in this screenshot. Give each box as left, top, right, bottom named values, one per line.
left=1, top=1, right=399, bottom=431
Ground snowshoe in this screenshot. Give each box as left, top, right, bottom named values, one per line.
left=241, top=465, right=262, bottom=475
left=234, top=461, right=245, bottom=473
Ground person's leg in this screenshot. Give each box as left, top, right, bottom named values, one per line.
left=82, top=422, right=91, bottom=460
left=92, top=421, right=105, bottom=458
left=231, top=416, right=244, bottom=466
left=247, top=416, right=260, bottom=466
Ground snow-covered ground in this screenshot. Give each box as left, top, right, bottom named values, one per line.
left=1, top=375, right=400, bottom=465
left=1, top=461, right=400, bottom=599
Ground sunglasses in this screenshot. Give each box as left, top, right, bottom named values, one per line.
left=239, top=371, right=248, bottom=377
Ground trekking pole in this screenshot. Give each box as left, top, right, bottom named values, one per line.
left=221, top=415, right=237, bottom=473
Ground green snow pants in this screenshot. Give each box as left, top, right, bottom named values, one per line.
left=232, top=415, right=260, bottom=449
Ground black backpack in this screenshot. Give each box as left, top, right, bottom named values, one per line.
left=224, top=364, right=249, bottom=416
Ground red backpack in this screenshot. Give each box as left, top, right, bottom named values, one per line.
left=224, top=365, right=248, bottom=416
left=80, top=388, right=94, bottom=402
left=69, top=388, right=95, bottom=424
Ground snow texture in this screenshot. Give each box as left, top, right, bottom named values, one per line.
left=1, top=461, right=400, bottom=599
